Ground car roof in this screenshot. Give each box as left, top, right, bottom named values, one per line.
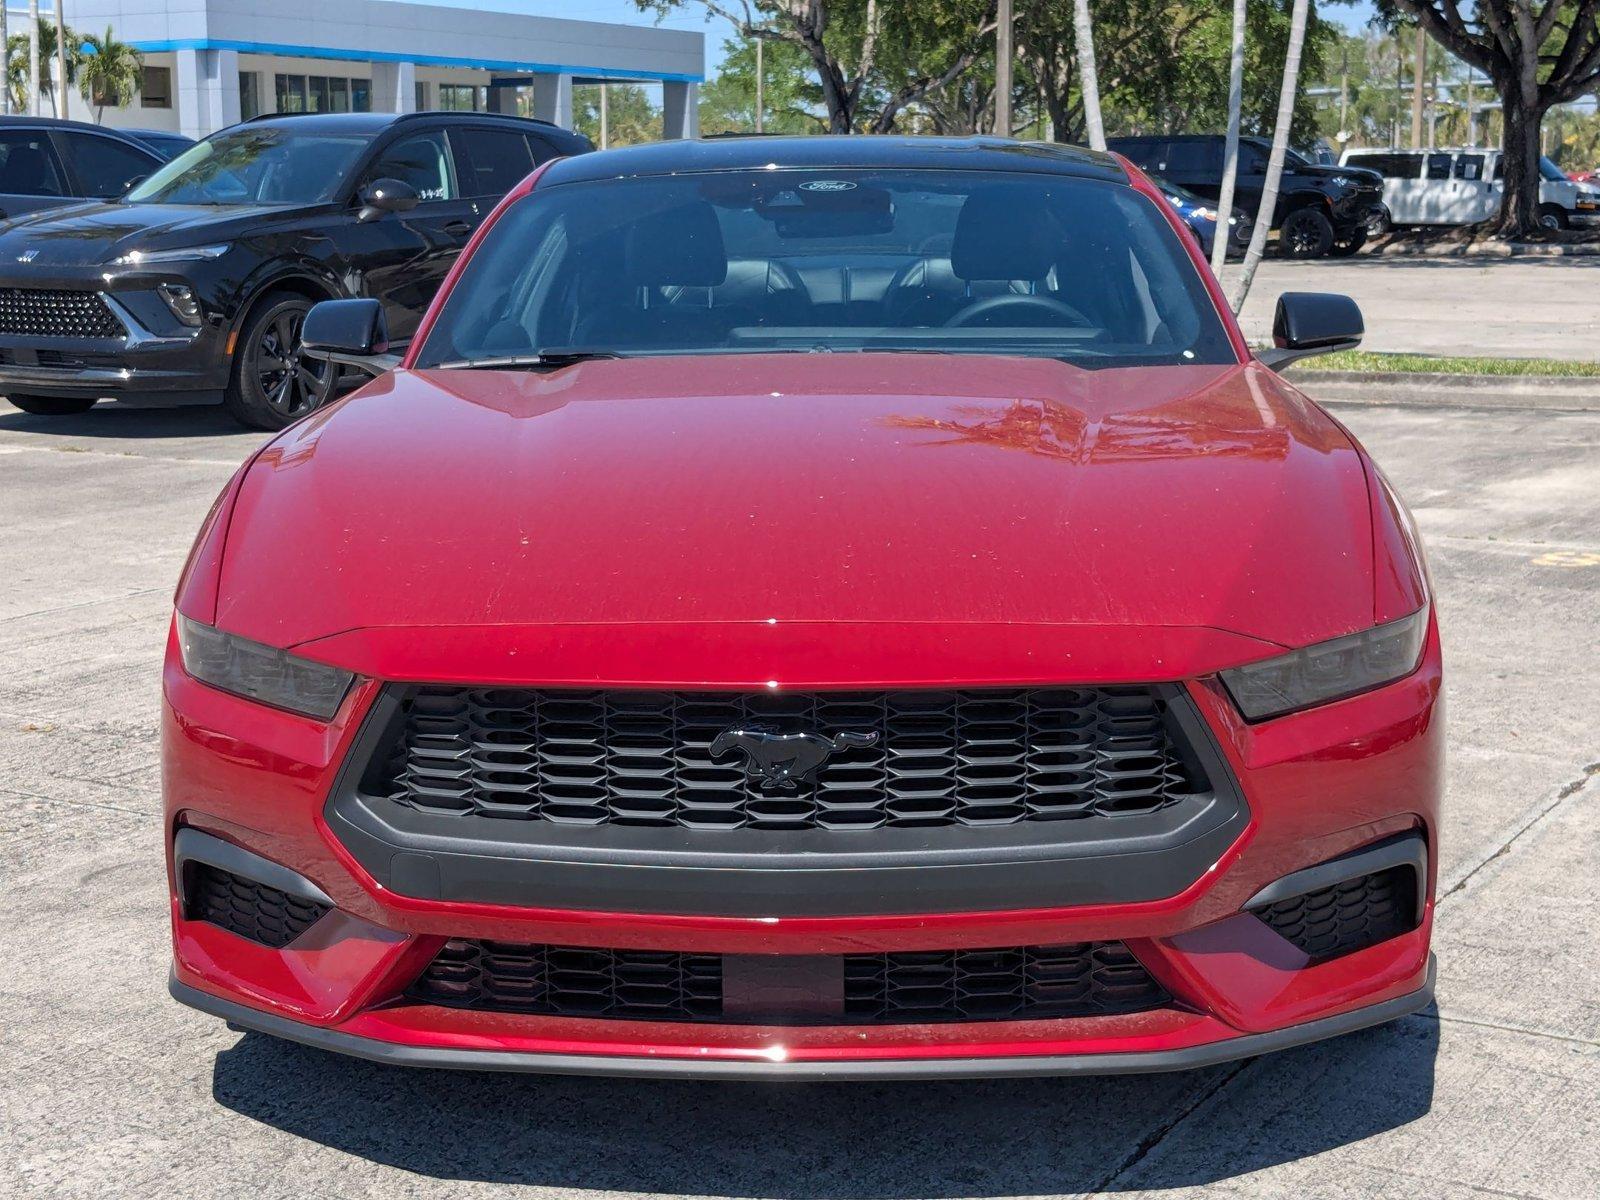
left=236, top=110, right=572, bottom=137
left=0, top=115, right=152, bottom=138
left=541, top=135, right=1129, bottom=187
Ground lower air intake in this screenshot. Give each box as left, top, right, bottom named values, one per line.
left=186, top=862, right=329, bottom=949
left=1253, top=864, right=1418, bottom=962
left=408, top=939, right=1169, bottom=1025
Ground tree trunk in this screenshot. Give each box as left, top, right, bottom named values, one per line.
left=1230, top=0, right=1310, bottom=314
left=1496, top=82, right=1546, bottom=237
left=1210, top=0, right=1247, bottom=278
left=28, top=0, right=40, bottom=117
left=1072, top=0, right=1105, bottom=150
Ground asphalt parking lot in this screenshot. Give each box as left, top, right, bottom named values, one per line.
left=3, top=388, right=1597, bottom=1199
left=1236, top=256, right=1600, bottom=360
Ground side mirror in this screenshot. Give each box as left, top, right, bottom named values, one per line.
left=356, top=177, right=419, bottom=222
left=1256, top=291, right=1363, bottom=370
left=300, top=298, right=400, bottom=376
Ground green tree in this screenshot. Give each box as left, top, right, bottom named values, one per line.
left=699, top=34, right=826, bottom=133
left=8, top=18, right=82, bottom=116
left=1378, top=0, right=1600, bottom=235
left=77, top=26, right=143, bottom=123
left=638, top=0, right=998, bottom=133
left=572, top=83, right=661, bottom=147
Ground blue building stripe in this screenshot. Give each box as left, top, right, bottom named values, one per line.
left=127, top=39, right=704, bottom=84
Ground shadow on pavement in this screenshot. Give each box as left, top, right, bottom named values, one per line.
left=210, top=1011, right=1439, bottom=1195
left=0, top=402, right=250, bottom=441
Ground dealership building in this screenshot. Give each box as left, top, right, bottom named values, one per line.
left=45, top=0, right=704, bottom=140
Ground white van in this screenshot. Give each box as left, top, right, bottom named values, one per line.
left=1340, top=147, right=1600, bottom=231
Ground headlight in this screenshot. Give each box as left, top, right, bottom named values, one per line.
left=177, top=614, right=354, bottom=720
left=112, top=243, right=230, bottom=266
left=1220, top=609, right=1428, bottom=722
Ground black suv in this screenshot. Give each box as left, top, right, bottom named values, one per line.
left=1108, top=134, right=1383, bottom=258
left=0, top=116, right=174, bottom=222
left=0, top=111, right=591, bottom=428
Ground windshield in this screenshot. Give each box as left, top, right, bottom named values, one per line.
left=415, top=169, right=1236, bottom=369
left=124, top=127, right=372, bottom=205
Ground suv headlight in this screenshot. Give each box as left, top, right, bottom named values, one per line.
left=177, top=614, right=354, bottom=720
left=1220, top=609, right=1428, bottom=722
left=112, top=243, right=230, bottom=266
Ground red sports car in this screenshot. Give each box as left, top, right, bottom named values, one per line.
left=165, top=137, right=1440, bottom=1079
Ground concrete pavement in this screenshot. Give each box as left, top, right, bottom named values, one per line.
left=1, top=394, right=1596, bottom=1199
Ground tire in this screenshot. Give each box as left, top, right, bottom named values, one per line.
left=5, top=394, right=97, bottom=416
left=1536, top=203, right=1569, bottom=231
left=1366, top=204, right=1393, bottom=237
left=223, top=291, right=335, bottom=431
left=1279, top=208, right=1335, bottom=258
left=1328, top=227, right=1369, bottom=257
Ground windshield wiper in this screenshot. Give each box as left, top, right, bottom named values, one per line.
left=432, top=350, right=620, bottom=370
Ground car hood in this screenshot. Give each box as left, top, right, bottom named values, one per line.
left=216, top=354, right=1377, bottom=683
left=0, top=201, right=302, bottom=266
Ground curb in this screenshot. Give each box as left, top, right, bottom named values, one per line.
left=1372, top=240, right=1600, bottom=259
left=1288, top=370, right=1600, bottom=411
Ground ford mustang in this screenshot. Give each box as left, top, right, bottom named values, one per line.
left=164, top=136, right=1440, bottom=1079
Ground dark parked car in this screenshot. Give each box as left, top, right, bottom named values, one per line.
left=1110, top=134, right=1383, bottom=258
left=0, top=116, right=169, bottom=221
left=1148, top=173, right=1251, bottom=259
left=0, top=110, right=591, bottom=428
left=122, top=129, right=197, bottom=161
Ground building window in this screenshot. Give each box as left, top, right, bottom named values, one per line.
left=239, top=72, right=260, bottom=120
left=439, top=84, right=482, bottom=112
left=142, top=66, right=172, bottom=109
left=275, top=74, right=371, bottom=114
left=415, top=81, right=429, bottom=111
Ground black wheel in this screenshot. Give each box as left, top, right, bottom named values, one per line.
left=224, top=292, right=334, bottom=431
left=1536, top=203, right=1569, bottom=231
left=1279, top=208, right=1335, bottom=258
left=5, top=394, right=97, bottom=416
left=1366, top=204, right=1393, bottom=237
left=1328, top=227, right=1369, bottom=257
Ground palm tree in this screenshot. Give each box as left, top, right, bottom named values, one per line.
left=77, top=26, right=141, bottom=122
left=1071, top=0, right=1104, bottom=151
left=7, top=35, right=33, bottom=114
left=1210, top=0, right=1246, bottom=279
left=30, top=17, right=81, bottom=117
left=0, top=3, right=9, bottom=115
left=1230, top=0, right=1310, bottom=312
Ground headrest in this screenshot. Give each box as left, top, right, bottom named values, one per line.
left=951, top=187, right=1060, bottom=282
left=624, top=201, right=728, bottom=288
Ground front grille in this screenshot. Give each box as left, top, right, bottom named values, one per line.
left=410, top=940, right=723, bottom=1021
left=364, top=686, right=1209, bottom=832
left=186, top=862, right=329, bottom=949
left=1253, top=865, right=1418, bottom=962
left=408, top=939, right=1169, bottom=1025
left=842, top=943, right=1170, bottom=1023
left=0, top=288, right=125, bottom=339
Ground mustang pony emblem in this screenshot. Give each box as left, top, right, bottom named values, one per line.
left=709, top=726, right=879, bottom=789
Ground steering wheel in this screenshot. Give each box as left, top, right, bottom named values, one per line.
left=944, top=293, right=1092, bottom=328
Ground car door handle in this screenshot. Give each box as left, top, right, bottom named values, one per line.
left=443, top=220, right=474, bottom=236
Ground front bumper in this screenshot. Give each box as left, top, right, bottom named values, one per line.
left=164, top=621, right=1444, bottom=1077
left=0, top=269, right=232, bottom=402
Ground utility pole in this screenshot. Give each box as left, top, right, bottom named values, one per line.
left=1466, top=67, right=1476, bottom=147
left=1338, top=45, right=1349, bottom=139
left=994, top=0, right=1012, bottom=135
left=599, top=83, right=609, bottom=149
left=1410, top=24, right=1425, bottom=149
left=754, top=37, right=764, bottom=133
